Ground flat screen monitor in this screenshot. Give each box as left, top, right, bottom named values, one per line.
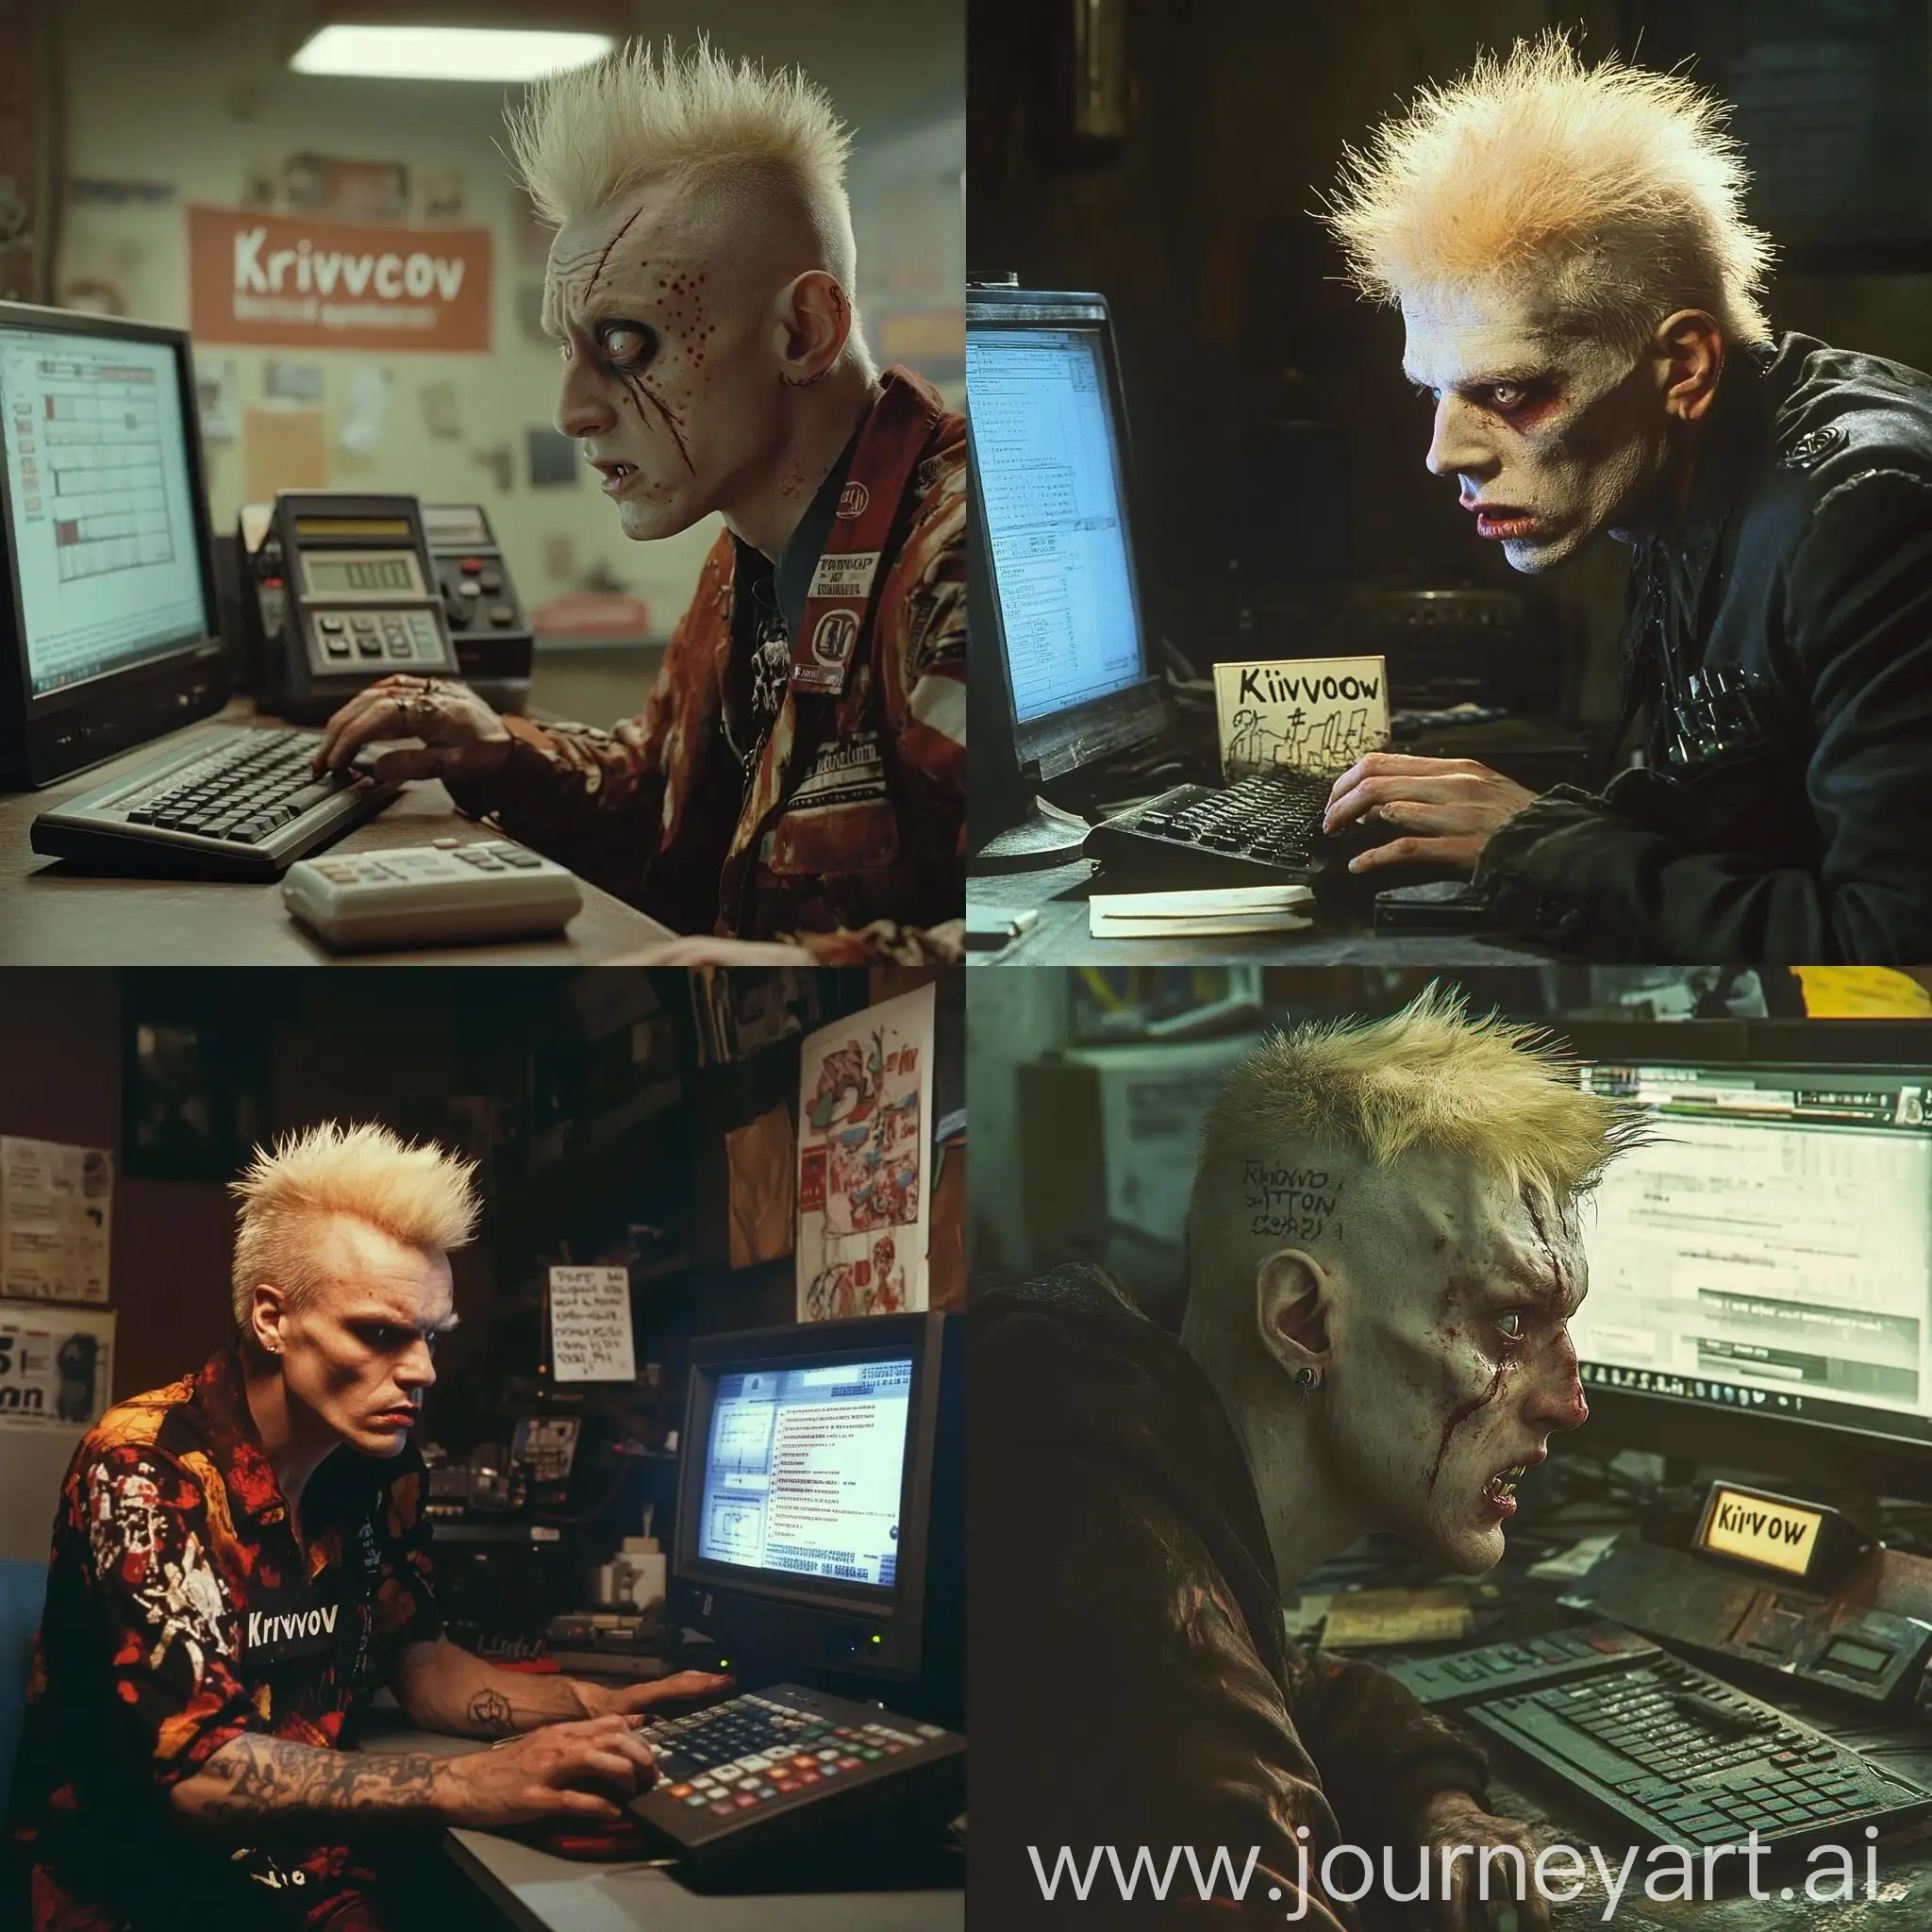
left=1572, top=1058, right=1932, bottom=1466
left=0, top=302, right=225, bottom=786
left=966, top=287, right=1163, bottom=781
left=674, top=1314, right=960, bottom=1691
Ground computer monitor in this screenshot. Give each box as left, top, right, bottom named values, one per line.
left=673, top=1313, right=962, bottom=1703
left=1568, top=1054, right=1932, bottom=1490
left=0, top=302, right=225, bottom=787
left=967, top=286, right=1164, bottom=788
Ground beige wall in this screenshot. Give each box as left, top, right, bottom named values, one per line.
left=55, top=0, right=962, bottom=657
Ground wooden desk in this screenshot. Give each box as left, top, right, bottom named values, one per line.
left=967, top=858, right=1554, bottom=966
left=0, top=704, right=674, bottom=965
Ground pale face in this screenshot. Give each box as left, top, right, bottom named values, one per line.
left=1403, top=286, right=1671, bottom=573
left=273, top=1215, right=456, bottom=1458
left=1318, top=1156, right=1590, bottom=1571
left=545, top=183, right=797, bottom=541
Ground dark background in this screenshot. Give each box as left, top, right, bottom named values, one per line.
left=969, top=0, right=1932, bottom=732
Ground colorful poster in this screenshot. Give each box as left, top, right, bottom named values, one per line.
left=1, top=1137, right=112, bottom=1302
left=188, top=205, right=493, bottom=353
left=0, top=1302, right=115, bottom=1425
left=796, top=985, right=935, bottom=1321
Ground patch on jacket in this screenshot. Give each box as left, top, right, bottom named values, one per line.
left=788, top=730, right=890, bottom=815
left=1780, top=424, right=1847, bottom=471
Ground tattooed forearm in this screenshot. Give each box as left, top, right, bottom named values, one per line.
left=466, top=1689, right=515, bottom=1736
left=394, top=1636, right=591, bottom=1736
left=172, top=1736, right=446, bottom=1837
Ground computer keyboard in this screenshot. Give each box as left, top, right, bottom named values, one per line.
left=30, top=726, right=399, bottom=880
left=1082, top=768, right=1337, bottom=888
left=629, top=1682, right=965, bottom=1871
left=1461, top=1643, right=1932, bottom=1854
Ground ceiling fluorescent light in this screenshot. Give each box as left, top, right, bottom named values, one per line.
left=291, top=25, right=613, bottom=82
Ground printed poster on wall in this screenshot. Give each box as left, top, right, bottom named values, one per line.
left=796, top=984, right=935, bottom=1321
left=1212, top=655, right=1391, bottom=779
left=0, top=1302, right=115, bottom=1426
left=1, top=1137, right=112, bottom=1303
left=188, top=205, right=493, bottom=353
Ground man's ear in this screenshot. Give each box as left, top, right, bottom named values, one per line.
left=1652, top=308, right=1724, bottom=424
left=246, top=1282, right=287, bottom=1358
left=1253, top=1248, right=1334, bottom=1379
left=774, top=270, right=853, bottom=387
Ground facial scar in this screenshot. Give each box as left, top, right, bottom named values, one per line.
left=1427, top=1359, right=1508, bottom=1494
left=620, top=371, right=695, bottom=475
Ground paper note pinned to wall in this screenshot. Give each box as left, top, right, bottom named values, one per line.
left=339, top=366, right=391, bottom=454
left=1, top=1139, right=113, bottom=1303
left=244, top=408, right=327, bottom=501
left=1212, top=655, right=1391, bottom=779
left=548, top=1265, right=635, bottom=1383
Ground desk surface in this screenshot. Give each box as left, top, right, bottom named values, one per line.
left=0, top=704, right=673, bottom=965
left=357, top=1722, right=963, bottom=1932
left=968, top=858, right=1553, bottom=966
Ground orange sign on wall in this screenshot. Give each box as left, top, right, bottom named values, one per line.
left=188, top=205, right=493, bottom=353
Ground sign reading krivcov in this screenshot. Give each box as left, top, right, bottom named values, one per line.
left=189, top=206, right=492, bottom=352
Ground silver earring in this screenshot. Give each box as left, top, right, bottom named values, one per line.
left=1296, top=1366, right=1318, bottom=1400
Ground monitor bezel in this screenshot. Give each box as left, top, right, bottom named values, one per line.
left=674, top=1314, right=944, bottom=1640
left=0, top=301, right=226, bottom=786
left=1565, top=1036, right=1932, bottom=1481
left=966, top=286, right=1165, bottom=777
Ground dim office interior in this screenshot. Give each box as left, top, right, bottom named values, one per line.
left=971, top=967, right=1932, bottom=1921
left=0, top=0, right=964, bottom=963
left=965, top=0, right=1932, bottom=964
left=0, top=966, right=966, bottom=1928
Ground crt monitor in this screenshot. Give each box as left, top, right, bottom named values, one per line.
left=0, top=301, right=226, bottom=788
left=1567, top=1054, right=1932, bottom=1488
left=673, top=1313, right=962, bottom=1700
left=967, top=285, right=1164, bottom=786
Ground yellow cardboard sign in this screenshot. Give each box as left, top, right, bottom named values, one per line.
left=1700, top=1486, right=1823, bottom=1575
left=1212, top=655, right=1391, bottom=779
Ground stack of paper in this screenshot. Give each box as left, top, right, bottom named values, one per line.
left=1090, top=884, right=1314, bottom=939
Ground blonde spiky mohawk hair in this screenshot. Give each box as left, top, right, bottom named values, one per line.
left=1323, top=33, right=1774, bottom=355
left=506, top=37, right=858, bottom=286
left=229, top=1122, right=479, bottom=1331
left=1198, top=983, right=1643, bottom=1210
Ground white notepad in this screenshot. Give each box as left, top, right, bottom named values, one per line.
left=1091, top=884, right=1314, bottom=940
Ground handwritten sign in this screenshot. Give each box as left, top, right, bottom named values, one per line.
left=1212, top=655, right=1391, bottom=779
left=548, top=1266, right=635, bottom=1384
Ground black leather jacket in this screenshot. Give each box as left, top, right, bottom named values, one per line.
left=1476, top=333, right=1932, bottom=963
left=973, top=1267, right=1488, bottom=1926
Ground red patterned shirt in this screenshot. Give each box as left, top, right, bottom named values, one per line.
left=442, top=365, right=966, bottom=961
left=5, top=1348, right=442, bottom=1929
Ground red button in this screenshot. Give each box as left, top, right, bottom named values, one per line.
left=461, top=557, right=483, bottom=574
left=838, top=1757, right=861, bottom=1771
left=884, top=1742, right=905, bottom=1755
left=734, top=1792, right=758, bottom=1808
left=667, top=1784, right=693, bottom=1800
left=797, top=1770, right=820, bottom=1785
left=709, top=1801, right=735, bottom=1816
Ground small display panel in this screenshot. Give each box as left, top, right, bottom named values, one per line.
left=300, top=552, right=423, bottom=597
left=293, top=516, right=412, bottom=539
left=696, top=1357, right=911, bottom=1589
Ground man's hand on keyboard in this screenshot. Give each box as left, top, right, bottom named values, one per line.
left=316, top=675, right=512, bottom=787
left=1411, top=1790, right=1554, bottom=1932
left=575, top=1671, right=736, bottom=1721
left=1323, top=754, right=1537, bottom=874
